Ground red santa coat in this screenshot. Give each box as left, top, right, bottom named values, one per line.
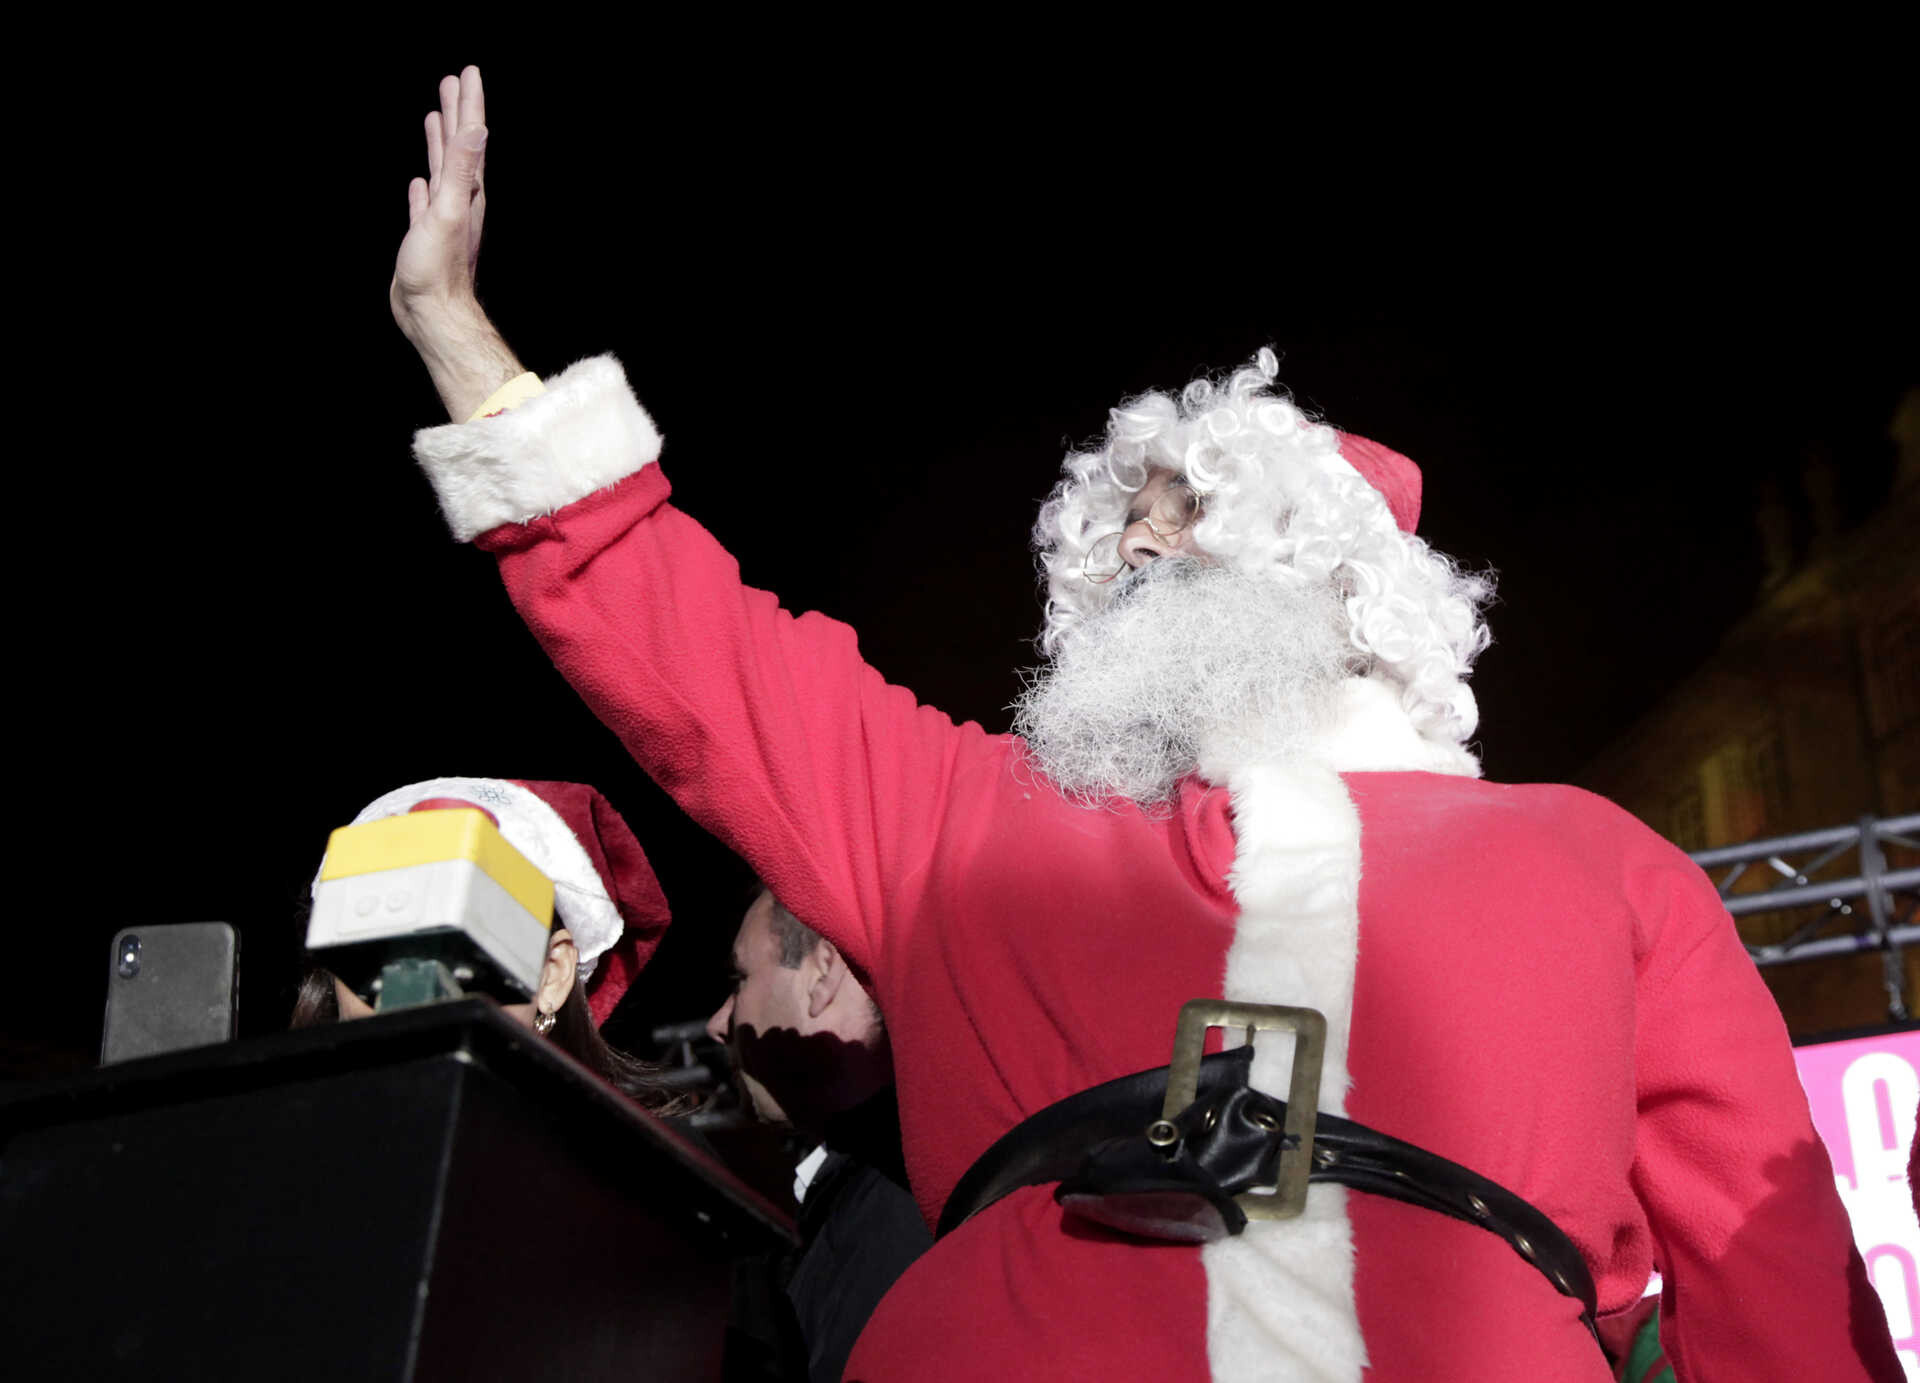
left=415, top=357, right=1898, bottom=1382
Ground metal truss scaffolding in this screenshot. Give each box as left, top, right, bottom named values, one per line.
left=1689, top=812, right=1920, bottom=1020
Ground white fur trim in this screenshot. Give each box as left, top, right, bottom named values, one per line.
left=412, top=355, right=662, bottom=542
left=1199, top=680, right=1471, bottom=1376
left=1314, top=674, right=1482, bottom=779
left=313, top=777, right=623, bottom=981
left=1204, top=759, right=1367, bottom=1382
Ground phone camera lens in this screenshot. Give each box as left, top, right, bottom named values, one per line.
left=117, top=935, right=142, bottom=978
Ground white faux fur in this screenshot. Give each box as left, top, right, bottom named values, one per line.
left=1312, top=675, right=1483, bottom=780
left=412, top=355, right=662, bottom=542
left=1199, top=675, right=1478, bottom=1381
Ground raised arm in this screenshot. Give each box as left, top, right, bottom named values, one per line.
left=389, top=66, right=524, bottom=423
left=386, top=71, right=990, bottom=977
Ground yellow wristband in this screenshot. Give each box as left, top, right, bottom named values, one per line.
left=468, top=372, right=547, bottom=422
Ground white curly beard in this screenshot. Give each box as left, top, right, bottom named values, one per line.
left=1012, top=558, right=1356, bottom=807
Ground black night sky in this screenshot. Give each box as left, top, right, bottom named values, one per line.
left=19, top=49, right=1914, bottom=1075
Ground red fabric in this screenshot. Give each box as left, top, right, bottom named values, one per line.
left=506, top=778, right=671, bottom=1026
left=1911, top=1095, right=1919, bottom=1227
left=478, top=464, right=1898, bottom=1381
left=1334, top=430, right=1422, bottom=533
left=407, top=797, right=501, bottom=827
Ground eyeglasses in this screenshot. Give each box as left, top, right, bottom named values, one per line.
left=1081, top=478, right=1205, bottom=584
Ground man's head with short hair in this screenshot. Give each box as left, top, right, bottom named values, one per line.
left=706, top=889, right=889, bottom=1131
left=764, top=895, right=823, bottom=969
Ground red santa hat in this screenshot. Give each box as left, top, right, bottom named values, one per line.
left=1332, top=430, right=1423, bottom=535
left=323, top=776, right=670, bottom=1025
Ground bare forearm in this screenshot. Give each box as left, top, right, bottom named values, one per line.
left=387, top=70, right=521, bottom=422
left=406, top=305, right=525, bottom=422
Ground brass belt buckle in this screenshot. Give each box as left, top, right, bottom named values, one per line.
left=1164, top=998, right=1327, bottom=1221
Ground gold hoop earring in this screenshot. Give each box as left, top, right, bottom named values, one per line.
left=533, top=1008, right=556, bottom=1035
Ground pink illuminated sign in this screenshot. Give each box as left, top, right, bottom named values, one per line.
left=1798, top=1028, right=1920, bottom=1381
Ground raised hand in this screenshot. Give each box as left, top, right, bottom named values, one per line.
left=389, top=66, right=523, bottom=422
left=391, top=66, right=489, bottom=345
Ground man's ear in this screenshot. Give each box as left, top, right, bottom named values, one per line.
left=537, top=927, right=579, bottom=1016
left=805, top=939, right=849, bottom=1020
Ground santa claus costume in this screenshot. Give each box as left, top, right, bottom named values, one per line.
left=408, top=355, right=1898, bottom=1382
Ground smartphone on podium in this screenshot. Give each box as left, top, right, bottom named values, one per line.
left=100, top=922, right=239, bottom=1064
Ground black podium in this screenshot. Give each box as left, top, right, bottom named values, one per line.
left=0, top=1000, right=796, bottom=1380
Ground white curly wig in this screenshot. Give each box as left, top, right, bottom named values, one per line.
left=1031, top=349, right=1495, bottom=746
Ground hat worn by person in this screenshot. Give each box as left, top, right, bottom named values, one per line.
left=321, top=776, right=670, bottom=1025
left=1333, top=430, right=1423, bottom=535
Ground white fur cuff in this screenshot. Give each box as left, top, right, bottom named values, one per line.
left=412, top=354, right=664, bottom=542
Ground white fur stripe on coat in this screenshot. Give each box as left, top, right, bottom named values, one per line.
left=1200, top=677, right=1478, bottom=1382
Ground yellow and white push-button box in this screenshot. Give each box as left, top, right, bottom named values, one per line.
left=307, top=808, right=554, bottom=1002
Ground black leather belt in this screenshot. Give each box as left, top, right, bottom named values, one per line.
left=939, top=1000, right=1599, bottom=1348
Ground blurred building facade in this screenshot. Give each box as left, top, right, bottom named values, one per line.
left=1581, top=389, right=1919, bottom=1037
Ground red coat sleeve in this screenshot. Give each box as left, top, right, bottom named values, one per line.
left=1626, top=849, right=1901, bottom=1381
left=475, top=463, right=985, bottom=977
